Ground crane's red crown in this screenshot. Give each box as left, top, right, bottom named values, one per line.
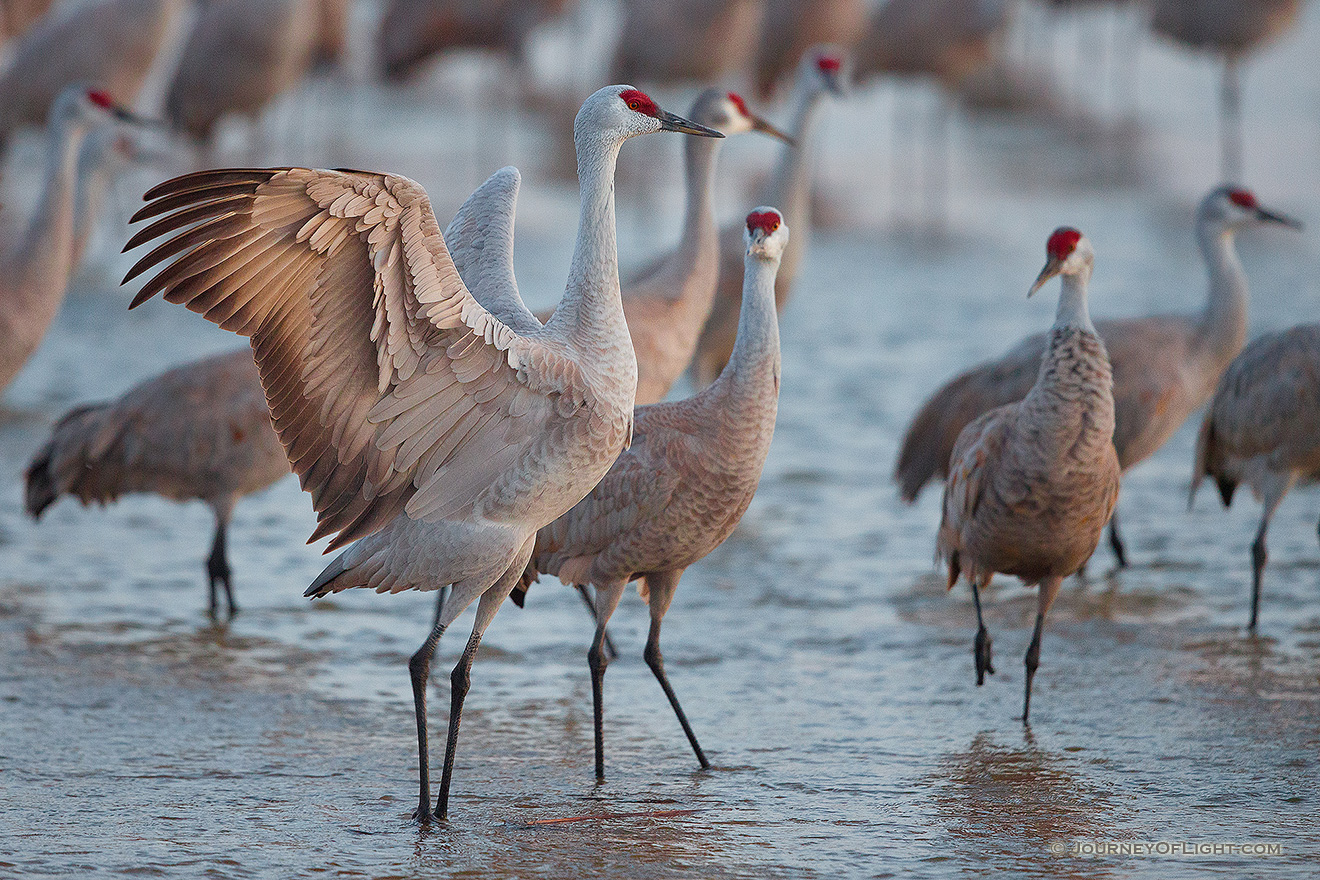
left=727, top=92, right=750, bottom=118
left=747, top=210, right=781, bottom=235
left=1229, top=189, right=1257, bottom=209
left=1047, top=228, right=1082, bottom=260
left=816, top=54, right=842, bottom=73
left=620, top=89, right=660, bottom=118
left=87, top=89, right=114, bottom=110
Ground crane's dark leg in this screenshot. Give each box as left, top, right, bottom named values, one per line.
left=641, top=570, right=709, bottom=769
left=1248, top=483, right=1290, bottom=633
left=431, top=584, right=450, bottom=629
left=408, top=613, right=447, bottom=824
left=1108, top=510, right=1128, bottom=569
left=588, top=581, right=628, bottom=783
left=434, top=544, right=531, bottom=821
left=971, top=574, right=995, bottom=686
left=1220, top=58, right=1243, bottom=183
left=574, top=584, right=617, bottom=661
left=1023, top=577, right=1063, bottom=725
left=206, top=501, right=236, bottom=618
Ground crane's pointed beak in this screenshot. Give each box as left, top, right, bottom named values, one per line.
left=750, top=114, right=795, bottom=145
left=1028, top=257, right=1064, bottom=297
left=1256, top=205, right=1303, bottom=230
left=658, top=110, right=723, bottom=138
left=111, top=104, right=166, bottom=129
left=823, top=69, right=846, bottom=97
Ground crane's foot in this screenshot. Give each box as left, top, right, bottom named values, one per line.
left=411, top=804, right=434, bottom=825
left=974, top=626, right=995, bottom=686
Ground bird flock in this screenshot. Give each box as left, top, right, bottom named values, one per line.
left=1, top=0, right=1316, bottom=825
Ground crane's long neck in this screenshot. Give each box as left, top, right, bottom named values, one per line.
left=762, top=82, right=823, bottom=303
left=1053, top=268, right=1096, bottom=336
left=9, top=117, right=87, bottom=309
left=1193, top=223, right=1249, bottom=368
left=708, top=251, right=781, bottom=412
left=551, top=132, right=629, bottom=351
left=71, top=128, right=117, bottom=269
left=666, top=132, right=721, bottom=300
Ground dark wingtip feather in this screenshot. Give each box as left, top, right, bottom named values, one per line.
left=1216, top=476, right=1237, bottom=508
left=22, top=445, right=57, bottom=520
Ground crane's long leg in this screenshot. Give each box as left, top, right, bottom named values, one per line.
left=205, top=500, right=237, bottom=618
left=1248, top=478, right=1292, bottom=633
left=408, top=612, right=448, bottom=824
left=1108, top=509, right=1128, bottom=569
left=574, top=584, right=618, bottom=661
left=435, top=541, right=534, bottom=821
left=1220, top=57, right=1243, bottom=183
left=588, top=580, right=628, bottom=782
left=971, top=573, right=995, bottom=686
left=1023, top=576, right=1064, bottom=725
left=641, top=569, right=709, bottom=770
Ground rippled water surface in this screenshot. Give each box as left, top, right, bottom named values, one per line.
left=3, top=4, right=1320, bottom=877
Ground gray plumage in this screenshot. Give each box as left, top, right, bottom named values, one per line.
left=375, top=0, right=573, bottom=81
left=522, top=208, right=786, bottom=781
left=611, top=0, right=764, bottom=86
left=938, top=229, right=1120, bottom=723
left=1192, top=324, right=1320, bottom=631
left=24, top=348, right=289, bottom=616
left=753, top=0, right=866, bottom=99
left=854, top=0, right=1005, bottom=88
left=164, top=0, right=318, bottom=142
left=691, top=45, right=845, bottom=387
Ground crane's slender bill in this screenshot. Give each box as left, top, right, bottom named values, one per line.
left=658, top=110, right=723, bottom=138
left=1255, top=205, right=1303, bottom=229
left=1028, top=257, right=1063, bottom=297
left=750, top=114, right=795, bottom=145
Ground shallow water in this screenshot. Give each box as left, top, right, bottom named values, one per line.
left=3, top=3, right=1320, bottom=877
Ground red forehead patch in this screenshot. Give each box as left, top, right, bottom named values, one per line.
left=1229, top=189, right=1257, bottom=209
left=746, top=210, right=781, bottom=235
left=727, top=92, right=750, bottom=118
left=1047, top=227, right=1082, bottom=260
left=87, top=89, right=114, bottom=109
left=619, top=88, right=659, bottom=118
left=816, top=55, right=842, bottom=72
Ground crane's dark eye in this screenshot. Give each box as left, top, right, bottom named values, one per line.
left=627, top=100, right=641, bottom=111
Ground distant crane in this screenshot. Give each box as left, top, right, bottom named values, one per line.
left=25, top=349, right=289, bottom=618
left=1150, top=0, right=1303, bottom=180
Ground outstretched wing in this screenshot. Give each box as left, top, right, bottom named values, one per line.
left=123, top=167, right=587, bottom=549
left=443, top=166, right=542, bottom=334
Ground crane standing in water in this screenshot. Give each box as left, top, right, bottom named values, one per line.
left=121, top=86, right=722, bottom=823
left=938, top=227, right=1120, bottom=723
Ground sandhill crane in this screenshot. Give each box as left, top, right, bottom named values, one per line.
left=375, top=0, right=573, bottom=82
left=0, top=86, right=148, bottom=394
left=532, top=89, right=790, bottom=405
left=1192, top=325, right=1320, bottom=631
left=1150, top=0, right=1303, bottom=181
left=516, top=208, right=785, bottom=781
left=938, top=227, right=1120, bottom=723
left=121, top=86, right=722, bottom=823
left=897, top=187, right=1302, bottom=566
left=310, top=0, right=349, bottom=71
left=752, top=0, right=866, bottom=99
left=0, top=0, right=58, bottom=43
left=164, top=0, right=319, bottom=148
left=691, top=46, right=845, bottom=388
left=0, top=0, right=182, bottom=155
left=853, top=0, right=1006, bottom=228
left=611, top=0, right=765, bottom=87
left=24, top=349, right=288, bottom=618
